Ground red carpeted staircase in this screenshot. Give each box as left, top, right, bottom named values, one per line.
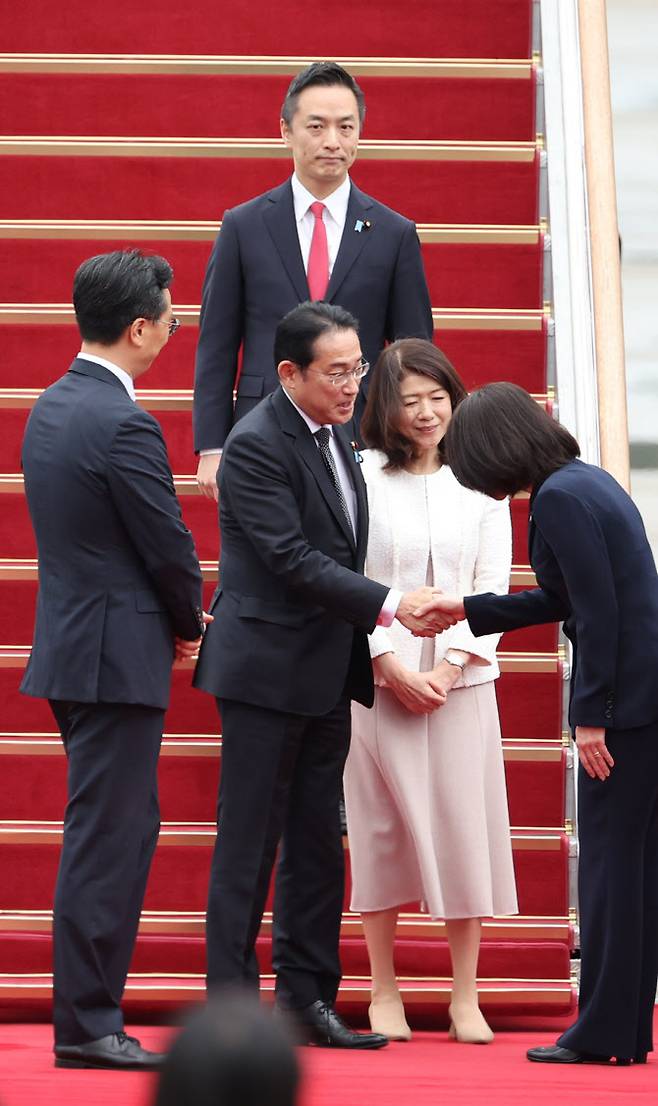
left=0, top=0, right=577, bottom=1023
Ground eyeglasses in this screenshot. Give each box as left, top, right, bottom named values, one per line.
left=155, top=317, right=181, bottom=337
left=307, top=358, right=370, bottom=388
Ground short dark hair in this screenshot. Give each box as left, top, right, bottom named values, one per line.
left=361, top=338, right=468, bottom=470
left=445, top=382, right=581, bottom=497
left=152, top=991, right=299, bottom=1106
left=274, top=300, right=359, bottom=371
left=281, top=61, right=366, bottom=127
left=73, top=249, right=173, bottom=345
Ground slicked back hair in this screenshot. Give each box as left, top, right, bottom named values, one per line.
left=274, top=300, right=359, bottom=373
left=361, top=338, right=468, bottom=470
left=281, top=61, right=366, bottom=127
left=73, top=249, right=173, bottom=345
left=445, top=382, right=581, bottom=498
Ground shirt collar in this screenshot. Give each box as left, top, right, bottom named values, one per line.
left=281, top=386, right=333, bottom=438
left=77, top=352, right=136, bottom=400
left=291, top=172, right=351, bottom=227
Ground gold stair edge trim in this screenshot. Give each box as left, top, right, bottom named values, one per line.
left=0, top=219, right=542, bottom=244
left=0, top=136, right=539, bottom=162
left=0, top=305, right=549, bottom=331
left=0, top=53, right=534, bottom=79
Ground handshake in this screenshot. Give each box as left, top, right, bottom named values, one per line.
left=395, top=588, right=466, bottom=637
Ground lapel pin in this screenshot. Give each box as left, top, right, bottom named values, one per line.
left=354, top=219, right=372, bottom=233
left=350, top=440, right=363, bottom=463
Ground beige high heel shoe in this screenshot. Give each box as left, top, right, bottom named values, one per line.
left=368, top=995, right=412, bottom=1041
left=448, top=1003, right=494, bottom=1044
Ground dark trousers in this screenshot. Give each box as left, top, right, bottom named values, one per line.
left=49, top=699, right=163, bottom=1045
left=206, top=695, right=351, bottom=1008
left=558, top=719, right=658, bottom=1059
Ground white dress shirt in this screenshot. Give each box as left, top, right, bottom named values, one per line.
left=77, top=351, right=136, bottom=401
left=282, top=389, right=400, bottom=626
left=291, top=172, right=351, bottom=275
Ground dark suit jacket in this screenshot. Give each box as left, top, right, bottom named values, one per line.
left=193, top=386, right=389, bottom=715
left=21, top=359, right=204, bottom=709
left=464, top=460, right=658, bottom=730
left=193, top=177, right=434, bottom=451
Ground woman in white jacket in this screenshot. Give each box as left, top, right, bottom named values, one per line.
left=344, top=339, right=517, bottom=1044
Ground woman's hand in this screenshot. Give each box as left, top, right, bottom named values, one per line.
left=428, top=659, right=463, bottom=697
left=372, top=652, right=446, bottom=715
left=575, top=725, right=614, bottom=780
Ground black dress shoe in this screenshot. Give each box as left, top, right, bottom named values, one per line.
left=527, top=1044, right=639, bottom=1065
left=295, top=1001, right=388, bottom=1049
left=54, top=1031, right=166, bottom=1070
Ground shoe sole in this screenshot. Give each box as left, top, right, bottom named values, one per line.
left=55, top=1057, right=163, bottom=1071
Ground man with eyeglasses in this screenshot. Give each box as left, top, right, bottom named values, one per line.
left=193, top=60, right=433, bottom=502
left=21, top=250, right=205, bottom=1070
left=194, top=302, right=454, bottom=1048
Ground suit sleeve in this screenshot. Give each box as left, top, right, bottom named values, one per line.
left=221, top=430, right=389, bottom=632
left=385, top=221, right=434, bottom=343
left=107, top=409, right=204, bottom=640
left=465, top=586, right=570, bottom=635
left=449, top=495, right=512, bottom=664
left=193, top=209, right=244, bottom=452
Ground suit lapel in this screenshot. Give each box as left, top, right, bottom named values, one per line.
left=326, top=184, right=374, bottom=303
left=334, top=425, right=368, bottom=560
left=262, top=180, right=309, bottom=302
left=272, top=390, right=357, bottom=551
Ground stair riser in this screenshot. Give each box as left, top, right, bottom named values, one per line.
left=1, top=238, right=543, bottom=309
left=7, top=1, right=533, bottom=58
left=0, top=838, right=569, bottom=915
left=0, top=157, right=539, bottom=225
left=0, top=74, right=535, bottom=143
left=0, top=749, right=566, bottom=826
left=0, top=664, right=563, bottom=740
left=0, top=932, right=570, bottom=979
left=0, top=576, right=556, bottom=653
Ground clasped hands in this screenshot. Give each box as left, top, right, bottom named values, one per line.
left=174, top=611, right=214, bottom=662
left=395, top=586, right=466, bottom=637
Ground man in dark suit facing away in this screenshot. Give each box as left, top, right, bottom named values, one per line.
left=21, top=250, right=205, bottom=1071
left=193, top=301, right=454, bottom=1047
left=194, top=61, right=433, bottom=499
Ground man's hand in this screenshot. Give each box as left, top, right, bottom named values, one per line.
left=196, top=454, right=220, bottom=501
left=174, top=611, right=214, bottom=661
left=410, top=594, right=466, bottom=636
left=575, top=725, right=614, bottom=780
left=396, top=587, right=457, bottom=637
left=373, top=652, right=447, bottom=715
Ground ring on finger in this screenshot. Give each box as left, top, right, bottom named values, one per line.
left=593, top=751, right=602, bottom=758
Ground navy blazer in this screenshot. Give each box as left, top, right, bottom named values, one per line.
left=21, top=359, right=204, bottom=709
left=192, top=177, right=433, bottom=451
left=193, top=387, right=389, bottom=715
left=464, top=460, right=658, bottom=730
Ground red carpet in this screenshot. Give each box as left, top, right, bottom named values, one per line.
left=0, top=1020, right=656, bottom=1106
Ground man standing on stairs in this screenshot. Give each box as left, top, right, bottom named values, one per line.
left=193, top=60, right=433, bottom=500
left=21, top=250, right=205, bottom=1072
left=193, top=301, right=452, bottom=1047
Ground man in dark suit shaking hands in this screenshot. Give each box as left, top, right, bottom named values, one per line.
left=194, top=301, right=453, bottom=1047
left=194, top=61, right=434, bottom=499
left=21, top=251, right=205, bottom=1070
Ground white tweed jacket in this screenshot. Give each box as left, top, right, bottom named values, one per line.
left=363, top=449, right=512, bottom=687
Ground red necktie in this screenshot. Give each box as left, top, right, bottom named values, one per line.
left=307, top=201, right=329, bottom=300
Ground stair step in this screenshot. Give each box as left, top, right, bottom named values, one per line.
left=3, top=4, right=534, bottom=64
left=0, top=930, right=571, bottom=980
left=0, top=973, right=576, bottom=1018
left=0, top=72, right=535, bottom=143
left=0, top=821, right=571, bottom=916
left=0, top=157, right=539, bottom=226
left=0, top=237, right=545, bottom=310
left=0, top=734, right=569, bottom=826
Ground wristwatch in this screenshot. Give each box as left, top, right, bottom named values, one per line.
left=445, top=650, right=467, bottom=672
